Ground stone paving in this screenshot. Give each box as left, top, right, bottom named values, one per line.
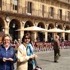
left=35, top=49, right=70, bottom=70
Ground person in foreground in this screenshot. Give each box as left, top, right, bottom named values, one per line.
left=23, top=34, right=37, bottom=70
left=17, top=34, right=36, bottom=70
left=0, top=34, right=17, bottom=70
left=24, top=34, right=42, bottom=70
left=53, top=35, right=60, bottom=63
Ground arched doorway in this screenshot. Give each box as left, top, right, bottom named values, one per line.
left=0, top=17, right=4, bottom=32
left=9, top=19, right=20, bottom=41
left=48, top=23, right=54, bottom=42
left=65, top=26, right=70, bottom=41
left=0, top=17, right=5, bottom=38
left=24, top=21, right=33, bottom=36
left=57, top=24, right=62, bottom=37
left=37, top=22, right=45, bottom=42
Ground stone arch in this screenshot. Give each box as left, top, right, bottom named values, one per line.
left=0, top=17, right=5, bottom=32
left=65, top=25, right=70, bottom=41
left=65, top=25, right=70, bottom=30
left=37, top=22, right=45, bottom=28
left=47, top=23, right=54, bottom=42
left=57, top=24, right=63, bottom=37
left=48, top=23, right=54, bottom=29
left=0, top=17, right=5, bottom=37
left=9, top=19, right=20, bottom=41
left=24, top=20, right=33, bottom=27
left=57, top=24, right=62, bottom=29
left=24, top=20, right=33, bottom=36
left=37, top=22, right=45, bottom=42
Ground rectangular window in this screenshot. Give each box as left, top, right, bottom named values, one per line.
left=13, top=0, right=18, bottom=10
left=0, top=0, right=2, bottom=7
left=13, top=5, right=18, bottom=10
left=58, top=9, right=62, bottom=19
left=50, top=7, right=54, bottom=17
left=68, top=11, right=70, bottom=20
left=42, top=5, right=44, bottom=17
left=27, top=2, right=32, bottom=13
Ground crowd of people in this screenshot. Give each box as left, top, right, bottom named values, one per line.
left=0, top=33, right=61, bottom=70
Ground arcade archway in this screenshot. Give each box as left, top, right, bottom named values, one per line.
left=24, top=21, right=33, bottom=36
left=37, top=22, right=45, bottom=42
left=9, top=19, right=20, bottom=41
left=57, top=24, right=62, bottom=37
left=48, top=23, right=54, bottom=42
left=0, top=17, right=5, bottom=37
left=0, top=17, right=4, bottom=32
left=65, top=26, right=70, bottom=41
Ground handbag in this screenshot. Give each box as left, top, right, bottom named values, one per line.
left=28, top=58, right=33, bottom=64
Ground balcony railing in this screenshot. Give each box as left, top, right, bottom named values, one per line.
left=0, top=2, right=70, bottom=22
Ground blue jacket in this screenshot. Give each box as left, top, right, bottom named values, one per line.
left=0, top=45, right=17, bottom=70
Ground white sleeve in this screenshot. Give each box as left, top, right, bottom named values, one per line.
left=17, top=44, right=30, bottom=62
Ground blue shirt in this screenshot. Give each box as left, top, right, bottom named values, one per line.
left=0, top=45, right=17, bottom=70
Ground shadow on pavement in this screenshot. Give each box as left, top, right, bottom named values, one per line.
left=39, top=58, right=54, bottom=63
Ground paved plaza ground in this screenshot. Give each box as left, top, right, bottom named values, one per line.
left=35, top=49, right=70, bottom=70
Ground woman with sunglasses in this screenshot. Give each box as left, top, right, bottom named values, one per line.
left=22, top=34, right=37, bottom=70
left=0, top=34, right=17, bottom=70
left=17, top=34, right=35, bottom=70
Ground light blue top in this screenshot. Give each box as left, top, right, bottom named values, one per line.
left=26, top=43, right=36, bottom=69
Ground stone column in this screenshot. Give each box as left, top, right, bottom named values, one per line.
left=62, top=33, right=65, bottom=40
left=20, top=30, right=24, bottom=40
left=45, top=32, right=48, bottom=41
left=19, top=21, right=25, bottom=40
left=68, top=33, right=70, bottom=41
left=4, top=27, right=9, bottom=34
left=45, top=24, right=48, bottom=41
left=33, top=32, right=37, bottom=42
left=4, top=17, right=10, bottom=34
left=18, top=0, right=23, bottom=13
left=33, top=21, right=38, bottom=42
left=62, top=26, right=65, bottom=40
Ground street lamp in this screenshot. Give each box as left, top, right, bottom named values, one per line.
left=12, top=23, right=15, bottom=28
left=5, top=16, right=10, bottom=23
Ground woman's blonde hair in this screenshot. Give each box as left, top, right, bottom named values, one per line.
left=2, top=34, right=12, bottom=42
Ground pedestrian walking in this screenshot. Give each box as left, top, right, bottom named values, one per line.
left=17, top=35, right=36, bottom=70
left=60, top=37, right=64, bottom=49
left=53, top=35, right=60, bottom=63
left=0, top=34, right=17, bottom=70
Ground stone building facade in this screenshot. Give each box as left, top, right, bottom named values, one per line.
left=0, top=0, right=70, bottom=42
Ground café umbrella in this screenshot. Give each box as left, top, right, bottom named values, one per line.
left=65, top=30, right=70, bottom=33
left=16, top=26, right=46, bottom=32
left=47, top=27, right=65, bottom=33
left=23, top=26, right=46, bottom=32
left=16, top=26, right=47, bottom=42
left=47, top=28, right=65, bottom=39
